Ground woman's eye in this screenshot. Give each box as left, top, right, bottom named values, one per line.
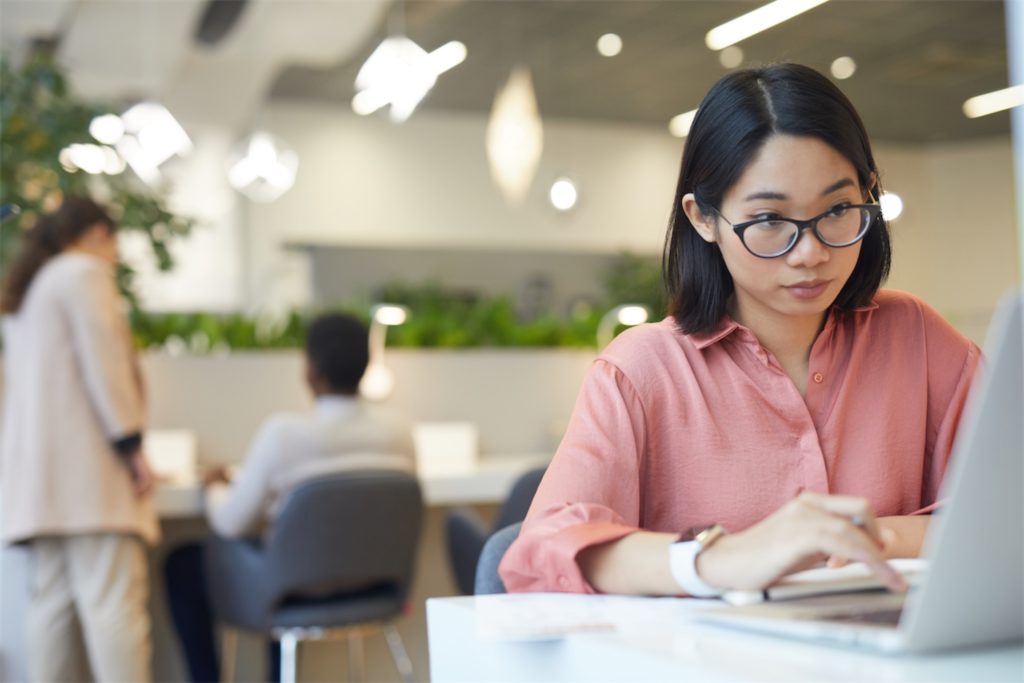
left=828, top=204, right=851, bottom=217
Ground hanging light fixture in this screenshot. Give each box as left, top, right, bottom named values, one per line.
left=485, top=67, right=543, bottom=205
left=226, top=131, right=299, bottom=202
left=115, top=102, right=192, bottom=185
left=352, top=37, right=466, bottom=123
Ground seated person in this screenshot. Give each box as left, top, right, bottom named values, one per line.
left=165, top=313, right=414, bottom=683
left=499, top=64, right=980, bottom=598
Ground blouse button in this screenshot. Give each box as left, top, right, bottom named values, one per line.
left=812, top=372, right=824, bottom=384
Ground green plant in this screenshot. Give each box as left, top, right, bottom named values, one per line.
left=0, top=51, right=194, bottom=307
left=602, top=251, right=666, bottom=320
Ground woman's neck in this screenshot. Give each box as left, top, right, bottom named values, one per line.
left=729, top=294, right=827, bottom=388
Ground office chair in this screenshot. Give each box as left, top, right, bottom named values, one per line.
left=474, top=522, right=523, bottom=594
left=205, top=469, right=423, bottom=683
left=444, top=466, right=545, bottom=594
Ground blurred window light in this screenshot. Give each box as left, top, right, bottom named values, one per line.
left=597, top=33, right=623, bottom=57
left=617, top=305, right=649, bottom=326
left=598, top=304, right=650, bottom=348
left=718, top=46, right=744, bottom=69
left=669, top=109, right=698, bottom=138
left=879, top=191, right=904, bottom=221
left=705, top=0, right=830, bottom=50
left=227, top=132, right=298, bottom=203
left=89, top=114, right=125, bottom=145
left=830, top=56, right=856, bottom=80
left=963, top=84, right=1024, bottom=119
left=373, top=304, right=410, bottom=326
left=353, top=37, right=466, bottom=123
left=549, top=177, right=579, bottom=211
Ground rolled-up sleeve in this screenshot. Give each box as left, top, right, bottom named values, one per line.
left=913, top=338, right=982, bottom=515
left=499, top=359, right=647, bottom=593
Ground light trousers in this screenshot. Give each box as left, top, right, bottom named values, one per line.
left=28, top=533, right=152, bottom=683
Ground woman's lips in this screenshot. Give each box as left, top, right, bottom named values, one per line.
left=784, top=279, right=830, bottom=300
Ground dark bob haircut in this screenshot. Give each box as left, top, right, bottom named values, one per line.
left=305, top=313, right=370, bottom=394
left=663, top=63, right=892, bottom=335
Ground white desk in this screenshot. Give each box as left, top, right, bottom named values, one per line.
left=427, top=595, right=1024, bottom=683
left=155, top=453, right=549, bottom=518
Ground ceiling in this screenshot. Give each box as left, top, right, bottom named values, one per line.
left=270, top=0, right=1011, bottom=144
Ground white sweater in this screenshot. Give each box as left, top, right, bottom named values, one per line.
left=205, top=395, right=414, bottom=538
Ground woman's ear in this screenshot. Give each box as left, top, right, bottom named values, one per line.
left=682, top=193, right=717, bottom=243
left=866, top=172, right=879, bottom=200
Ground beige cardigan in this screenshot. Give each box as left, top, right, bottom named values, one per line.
left=0, top=252, right=158, bottom=545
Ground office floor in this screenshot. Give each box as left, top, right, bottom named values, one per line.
left=153, top=505, right=496, bottom=682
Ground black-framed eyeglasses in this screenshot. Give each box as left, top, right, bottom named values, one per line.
left=716, top=203, right=882, bottom=259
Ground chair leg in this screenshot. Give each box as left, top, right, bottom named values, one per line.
left=383, top=624, right=415, bottom=683
left=279, top=630, right=300, bottom=683
left=221, top=628, right=238, bottom=683
left=347, top=631, right=366, bottom=682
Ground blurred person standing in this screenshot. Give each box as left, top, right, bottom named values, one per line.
left=0, top=197, right=158, bottom=682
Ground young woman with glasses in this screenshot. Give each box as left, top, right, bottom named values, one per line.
left=499, top=64, right=981, bottom=597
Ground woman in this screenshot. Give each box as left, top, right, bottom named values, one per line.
left=0, top=197, right=157, bottom=681
left=499, top=64, right=980, bottom=597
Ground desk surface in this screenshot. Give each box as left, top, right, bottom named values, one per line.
left=427, top=595, right=1024, bottom=683
left=156, top=453, right=548, bottom=517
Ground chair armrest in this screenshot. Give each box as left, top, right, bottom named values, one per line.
left=445, top=508, right=490, bottom=595
left=204, top=535, right=275, bottom=631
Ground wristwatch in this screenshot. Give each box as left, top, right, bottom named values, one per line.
left=668, top=524, right=728, bottom=598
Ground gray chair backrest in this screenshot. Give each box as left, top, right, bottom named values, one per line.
left=493, top=467, right=545, bottom=531
left=266, top=469, right=423, bottom=603
left=474, top=522, right=522, bottom=594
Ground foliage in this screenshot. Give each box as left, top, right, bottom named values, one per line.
left=131, top=252, right=664, bottom=352
left=0, top=51, right=194, bottom=307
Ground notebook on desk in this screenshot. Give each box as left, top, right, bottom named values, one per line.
left=700, top=291, right=1024, bottom=654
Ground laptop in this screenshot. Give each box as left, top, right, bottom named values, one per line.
left=700, top=291, right=1023, bottom=654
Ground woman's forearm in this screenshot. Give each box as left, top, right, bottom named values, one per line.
left=577, top=530, right=681, bottom=595
left=877, top=515, right=931, bottom=558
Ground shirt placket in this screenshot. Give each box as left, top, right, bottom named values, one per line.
left=748, top=333, right=831, bottom=494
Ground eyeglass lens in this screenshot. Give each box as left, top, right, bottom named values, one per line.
left=743, top=207, right=872, bottom=257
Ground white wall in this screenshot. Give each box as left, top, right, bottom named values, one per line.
left=877, top=138, right=1019, bottom=341
left=137, top=102, right=1020, bottom=341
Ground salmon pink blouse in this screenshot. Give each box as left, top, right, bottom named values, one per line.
left=499, top=290, right=981, bottom=593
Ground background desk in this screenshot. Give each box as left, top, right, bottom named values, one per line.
left=427, top=595, right=1024, bottom=683
left=155, top=452, right=549, bottom=517
left=1, top=454, right=548, bottom=682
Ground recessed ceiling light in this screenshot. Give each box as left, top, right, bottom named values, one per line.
left=718, top=46, right=744, bottom=69
left=706, top=0, right=830, bottom=50
left=597, top=33, right=623, bottom=57
left=830, top=56, right=856, bottom=80
left=550, top=177, right=579, bottom=211
left=963, top=84, right=1024, bottom=118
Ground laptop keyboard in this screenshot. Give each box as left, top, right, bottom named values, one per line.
left=827, top=608, right=903, bottom=626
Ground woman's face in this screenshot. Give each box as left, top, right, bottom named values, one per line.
left=685, top=134, right=869, bottom=329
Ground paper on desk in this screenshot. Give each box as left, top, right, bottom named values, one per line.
left=722, top=558, right=929, bottom=606
left=475, top=593, right=724, bottom=642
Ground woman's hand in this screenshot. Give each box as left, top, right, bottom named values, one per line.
left=827, top=515, right=930, bottom=568
left=696, top=492, right=908, bottom=593
left=127, top=449, right=155, bottom=497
